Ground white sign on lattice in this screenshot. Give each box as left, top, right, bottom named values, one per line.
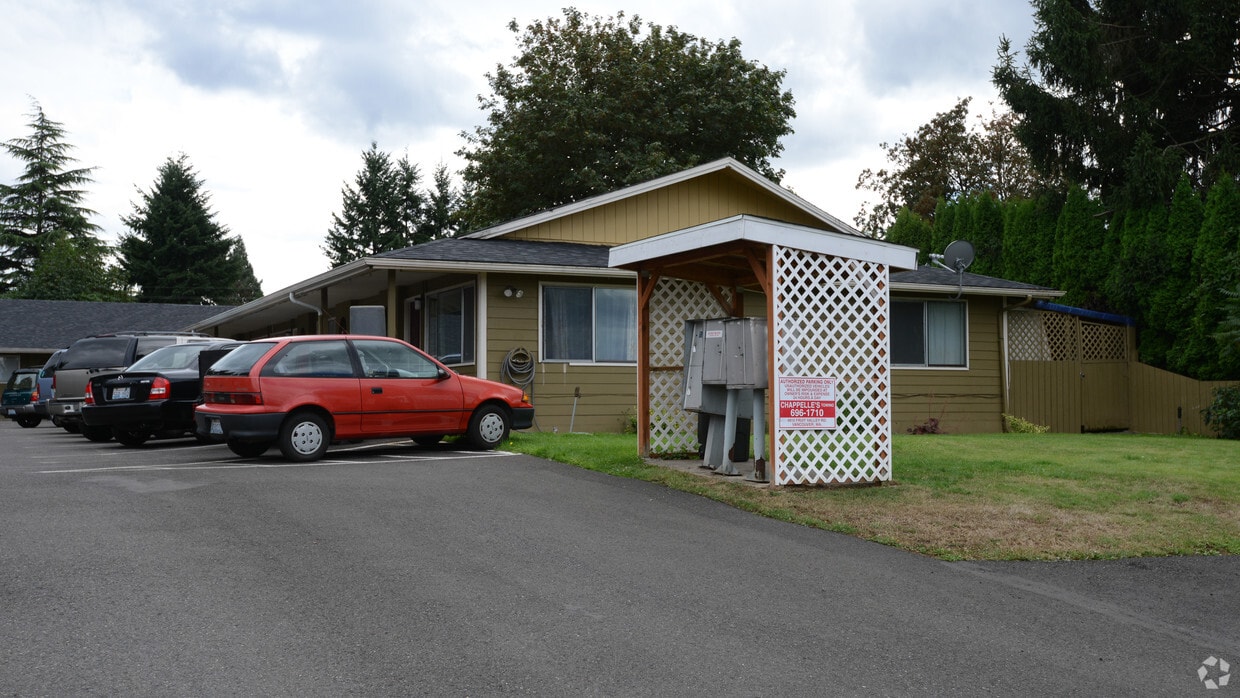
left=771, top=246, right=892, bottom=485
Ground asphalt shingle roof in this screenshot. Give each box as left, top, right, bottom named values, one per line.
left=0, top=299, right=235, bottom=352
left=375, top=238, right=612, bottom=268
left=891, top=266, right=1056, bottom=292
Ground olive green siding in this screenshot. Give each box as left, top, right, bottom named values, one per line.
left=507, top=170, right=829, bottom=245
left=889, top=295, right=1006, bottom=434
left=483, top=273, right=637, bottom=433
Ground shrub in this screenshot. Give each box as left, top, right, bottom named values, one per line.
left=907, top=417, right=943, bottom=435
left=1203, top=386, right=1240, bottom=439
left=1003, top=413, right=1050, bottom=434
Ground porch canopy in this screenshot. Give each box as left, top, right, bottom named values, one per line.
left=609, top=214, right=917, bottom=486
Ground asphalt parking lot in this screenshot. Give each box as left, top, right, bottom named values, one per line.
left=2, top=421, right=1237, bottom=695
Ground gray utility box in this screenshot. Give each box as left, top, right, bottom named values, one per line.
left=683, top=318, right=726, bottom=412
left=723, top=317, right=768, bottom=389
left=350, top=305, right=386, bottom=336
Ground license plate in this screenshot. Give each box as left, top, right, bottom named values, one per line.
left=209, top=418, right=223, bottom=435
left=64, top=403, right=76, bottom=413
left=112, top=386, right=131, bottom=400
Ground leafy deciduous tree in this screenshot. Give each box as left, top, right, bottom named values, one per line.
left=7, top=233, right=128, bottom=301
left=458, top=9, right=796, bottom=230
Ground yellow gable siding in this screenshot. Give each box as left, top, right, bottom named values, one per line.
left=506, top=170, right=828, bottom=245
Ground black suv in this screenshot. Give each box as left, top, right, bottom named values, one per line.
left=48, top=332, right=223, bottom=441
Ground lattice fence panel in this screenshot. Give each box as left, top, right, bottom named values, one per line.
left=1082, top=321, right=1128, bottom=362
left=772, top=246, right=892, bottom=485
left=1042, top=312, right=1079, bottom=361
left=1007, top=309, right=1052, bottom=361
left=647, top=277, right=732, bottom=455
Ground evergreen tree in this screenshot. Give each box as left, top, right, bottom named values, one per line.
left=994, top=0, right=1240, bottom=207
left=1177, top=176, right=1240, bottom=378
left=885, top=207, right=934, bottom=264
left=1053, top=185, right=1109, bottom=309
left=967, top=192, right=1004, bottom=277
left=220, top=238, right=263, bottom=305
left=119, top=154, right=247, bottom=304
left=419, top=163, right=459, bottom=240
left=0, top=101, right=100, bottom=293
left=1147, top=177, right=1204, bottom=367
left=322, top=143, right=425, bottom=266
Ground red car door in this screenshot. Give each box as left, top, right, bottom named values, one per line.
left=351, top=339, right=465, bottom=436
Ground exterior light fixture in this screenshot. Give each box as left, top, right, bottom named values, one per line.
left=503, top=286, right=524, bottom=298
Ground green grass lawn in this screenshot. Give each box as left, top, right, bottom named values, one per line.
left=505, top=431, right=1240, bottom=561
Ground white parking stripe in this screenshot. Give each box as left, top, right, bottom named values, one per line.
left=35, top=450, right=516, bottom=474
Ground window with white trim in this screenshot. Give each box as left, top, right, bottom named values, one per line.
left=891, top=299, right=967, bottom=367
left=541, top=285, right=637, bottom=363
left=425, top=285, right=474, bottom=365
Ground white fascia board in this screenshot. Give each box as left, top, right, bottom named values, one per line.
left=366, top=258, right=634, bottom=278
left=464, top=157, right=860, bottom=240
left=891, top=282, right=1064, bottom=299
left=609, top=215, right=918, bottom=270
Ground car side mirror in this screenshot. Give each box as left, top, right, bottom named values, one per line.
left=437, top=368, right=450, bottom=381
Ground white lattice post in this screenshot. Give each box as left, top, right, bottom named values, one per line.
left=770, top=246, right=893, bottom=485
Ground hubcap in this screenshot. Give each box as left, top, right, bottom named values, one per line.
left=291, top=420, right=324, bottom=455
left=478, top=412, right=505, bottom=444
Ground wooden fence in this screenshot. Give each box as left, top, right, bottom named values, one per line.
left=1006, top=309, right=1236, bottom=435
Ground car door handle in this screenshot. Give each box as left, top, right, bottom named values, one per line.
left=371, top=387, right=383, bottom=394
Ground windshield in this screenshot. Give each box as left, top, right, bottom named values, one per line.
left=206, top=342, right=276, bottom=376
left=126, top=343, right=218, bottom=372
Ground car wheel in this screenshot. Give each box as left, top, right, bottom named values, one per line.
left=15, top=415, right=42, bottom=428
left=413, top=435, right=443, bottom=447
left=279, top=411, right=329, bottom=461
left=81, top=425, right=114, bottom=442
left=227, top=440, right=270, bottom=458
left=466, top=404, right=510, bottom=450
left=62, top=421, right=81, bottom=434
left=113, top=428, right=150, bottom=447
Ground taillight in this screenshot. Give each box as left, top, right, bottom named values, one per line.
left=149, top=376, right=171, bottom=398
left=206, top=392, right=263, bottom=405
left=83, top=382, right=94, bottom=406
left=30, top=388, right=40, bottom=403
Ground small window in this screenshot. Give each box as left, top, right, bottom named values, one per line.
left=425, top=285, right=475, bottom=365
left=352, top=339, right=442, bottom=379
left=541, top=285, right=637, bottom=363
left=892, top=300, right=967, bottom=367
left=207, top=342, right=275, bottom=376
left=264, top=340, right=354, bottom=378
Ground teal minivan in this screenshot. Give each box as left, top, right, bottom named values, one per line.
left=3, top=368, right=41, bottom=428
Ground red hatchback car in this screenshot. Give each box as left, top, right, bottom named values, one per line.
left=194, top=335, right=534, bottom=461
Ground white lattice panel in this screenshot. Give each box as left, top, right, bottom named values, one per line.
left=1082, top=321, right=1128, bottom=362
left=647, top=277, right=732, bottom=455
left=1007, top=310, right=1052, bottom=361
left=772, top=247, right=892, bottom=485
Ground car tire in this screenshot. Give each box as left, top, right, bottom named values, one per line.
left=413, top=435, right=443, bottom=447
left=113, top=428, right=150, bottom=447
left=15, top=415, right=42, bottom=428
left=62, top=421, right=81, bottom=434
left=466, top=404, right=510, bottom=450
left=227, top=440, right=270, bottom=458
left=81, top=425, right=114, bottom=442
left=279, top=411, right=329, bottom=461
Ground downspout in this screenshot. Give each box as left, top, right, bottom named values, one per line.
left=1000, top=295, right=1036, bottom=427
left=288, top=293, right=323, bottom=333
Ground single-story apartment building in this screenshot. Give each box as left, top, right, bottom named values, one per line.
left=186, top=158, right=1062, bottom=437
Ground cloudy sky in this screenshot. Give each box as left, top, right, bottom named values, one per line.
left=1, top=0, right=1037, bottom=294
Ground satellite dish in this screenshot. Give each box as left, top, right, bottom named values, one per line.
left=942, top=240, right=975, bottom=272
left=928, top=240, right=975, bottom=299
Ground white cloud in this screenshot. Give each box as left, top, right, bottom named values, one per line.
left=0, top=0, right=1036, bottom=293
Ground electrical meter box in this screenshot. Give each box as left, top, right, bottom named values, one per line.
left=350, top=305, right=386, bottom=336
left=697, top=319, right=728, bottom=386
left=723, top=317, right=768, bottom=389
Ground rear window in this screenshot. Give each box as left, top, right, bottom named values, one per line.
left=127, top=343, right=219, bottom=372
left=206, top=342, right=276, bottom=376
left=6, top=372, right=36, bottom=391
left=59, top=337, right=134, bottom=369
